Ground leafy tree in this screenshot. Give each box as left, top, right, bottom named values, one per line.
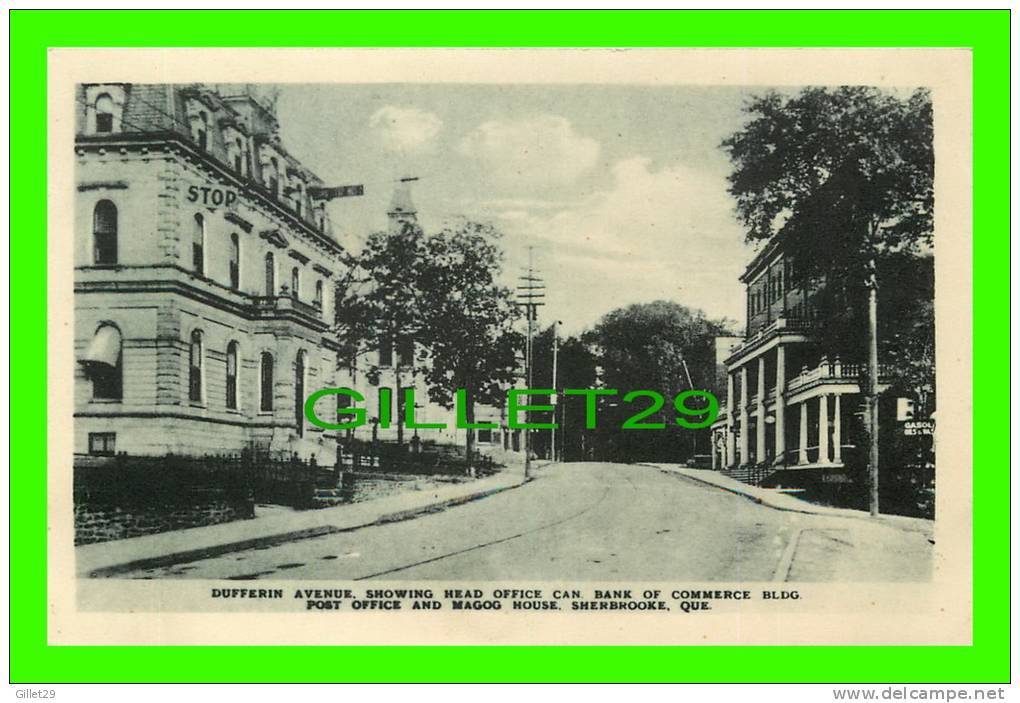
left=721, top=86, right=934, bottom=396
left=529, top=325, right=599, bottom=461
left=335, top=220, right=427, bottom=444
left=415, top=219, right=524, bottom=469
left=585, top=301, right=733, bottom=462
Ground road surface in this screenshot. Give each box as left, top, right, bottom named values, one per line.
left=124, top=462, right=933, bottom=582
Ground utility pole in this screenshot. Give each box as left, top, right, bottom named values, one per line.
left=551, top=319, right=560, bottom=462
left=866, top=257, right=880, bottom=517
left=516, top=246, right=545, bottom=479
left=680, top=355, right=697, bottom=456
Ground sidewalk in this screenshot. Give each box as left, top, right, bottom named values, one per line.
left=647, top=464, right=933, bottom=535
left=78, top=468, right=528, bottom=577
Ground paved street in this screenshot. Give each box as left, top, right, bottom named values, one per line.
left=124, top=463, right=933, bottom=582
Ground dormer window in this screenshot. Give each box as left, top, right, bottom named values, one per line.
left=194, top=111, right=208, bottom=150
left=293, top=182, right=304, bottom=217
left=84, top=84, right=125, bottom=135
left=95, top=94, right=115, bottom=133
left=233, top=137, right=244, bottom=173
left=268, top=158, right=280, bottom=197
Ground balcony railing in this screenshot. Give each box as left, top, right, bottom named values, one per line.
left=731, top=315, right=814, bottom=359
left=252, top=294, right=323, bottom=320
left=786, top=358, right=892, bottom=394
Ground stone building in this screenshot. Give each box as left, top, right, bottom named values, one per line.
left=74, top=83, right=351, bottom=463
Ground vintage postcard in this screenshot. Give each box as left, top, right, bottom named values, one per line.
left=48, top=47, right=972, bottom=646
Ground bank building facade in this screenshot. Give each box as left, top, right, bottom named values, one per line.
left=74, top=83, right=350, bottom=462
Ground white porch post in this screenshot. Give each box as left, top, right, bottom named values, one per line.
left=755, top=357, right=766, bottom=464
left=818, top=394, right=831, bottom=464
left=833, top=393, right=842, bottom=463
left=775, top=347, right=786, bottom=463
left=739, top=366, right=749, bottom=466
left=726, top=372, right=736, bottom=467
left=798, top=401, right=809, bottom=465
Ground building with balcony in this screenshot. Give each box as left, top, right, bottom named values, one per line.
left=709, top=235, right=894, bottom=488
left=74, top=83, right=353, bottom=463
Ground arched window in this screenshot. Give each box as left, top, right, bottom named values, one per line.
left=93, top=200, right=118, bottom=265
left=192, top=214, right=205, bottom=275
left=95, top=93, right=115, bottom=133
left=188, top=330, right=203, bottom=403
left=229, top=233, right=240, bottom=290
left=314, top=280, right=324, bottom=312
left=85, top=324, right=122, bottom=400
left=264, top=252, right=275, bottom=295
left=260, top=352, right=274, bottom=412
left=291, top=267, right=300, bottom=300
left=225, top=341, right=239, bottom=410
left=295, top=350, right=306, bottom=437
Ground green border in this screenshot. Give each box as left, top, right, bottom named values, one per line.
left=10, top=9, right=1010, bottom=683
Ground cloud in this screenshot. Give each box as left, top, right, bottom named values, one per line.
left=369, top=106, right=442, bottom=153
left=478, top=156, right=751, bottom=333
left=457, top=115, right=600, bottom=188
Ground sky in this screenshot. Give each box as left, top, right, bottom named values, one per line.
left=274, top=84, right=767, bottom=336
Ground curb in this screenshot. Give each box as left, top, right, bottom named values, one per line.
left=84, top=476, right=528, bottom=578
left=642, top=463, right=933, bottom=532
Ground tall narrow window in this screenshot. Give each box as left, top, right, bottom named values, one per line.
left=314, top=280, right=324, bottom=311
left=294, top=183, right=303, bottom=217
left=192, top=214, right=205, bottom=275
left=291, top=267, right=300, bottom=300
left=234, top=137, right=244, bottom=173
left=95, top=93, right=115, bottom=133
left=268, top=158, right=280, bottom=197
left=195, top=111, right=209, bottom=150
left=226, top=341, right=239, bottom=410
left=93, top=200, right=118, bottom=265
left=264, top=252, right=275, bottom=295
left=188, top=330, right=203, bottom=403
left=260, top=352, right=274, bottom=411
left=397, top=338, right=414, bottom=367
left=378, top=338, right=393, bottom=368
left=294, top=351, right=306, bottom=438
left=229, top=233, right=240, bottom=290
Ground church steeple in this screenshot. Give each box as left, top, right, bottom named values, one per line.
left=388, top=177, right=418, bottom=234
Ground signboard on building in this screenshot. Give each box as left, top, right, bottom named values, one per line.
left=186, top=184, right=239, bottom=208
left=903, top=420, right=935, bottom=436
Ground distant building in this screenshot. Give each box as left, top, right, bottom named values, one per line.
left=75, top=83, right=351, bottom=462
left=356, top=182, right=524, bottom=459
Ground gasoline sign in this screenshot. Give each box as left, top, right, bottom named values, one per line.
left=903, top=421, right=934, bottom=436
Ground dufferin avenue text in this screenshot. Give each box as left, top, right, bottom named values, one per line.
left=211, top=587, right=799, bottom=612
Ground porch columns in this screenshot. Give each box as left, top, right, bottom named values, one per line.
left=726, top=372, right=736, bottom=467
left=833, top=393, right=842, bottom=463
left=755, top=357, right=766, bottom=463
left=775, top=347, right=787, bottom=462
left=739, top=366, right=749, bottom=466
left=798, top=401, right=809, bottom=465
left=818, top=394, right=831, bottom=464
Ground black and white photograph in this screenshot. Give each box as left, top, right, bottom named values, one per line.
left=49, top=48, right=971, bottom=646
